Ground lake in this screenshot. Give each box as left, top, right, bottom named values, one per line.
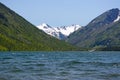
left=0, top=51, right=120, bottom=80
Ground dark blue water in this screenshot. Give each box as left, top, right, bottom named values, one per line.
left=0, top=51, right=120, bottom=80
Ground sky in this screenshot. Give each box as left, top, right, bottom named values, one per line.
left=0, top=0, right=120, bottom=27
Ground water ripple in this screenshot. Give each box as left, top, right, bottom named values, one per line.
left=0, top=51, right=120, bottom=80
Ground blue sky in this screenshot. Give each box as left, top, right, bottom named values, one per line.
left=0, top=0, right=120, bottom=26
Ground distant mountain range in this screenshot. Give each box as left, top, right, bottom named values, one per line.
left=0, top=2, right=120, bottom=51
left=37, top=23, right=81, bottom=40
left=67, top=8, right=120, bottom=50
left=0, top=2, right=78, bottom=51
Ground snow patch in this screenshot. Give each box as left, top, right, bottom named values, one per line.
left=114, top=15, right=120, bottom=22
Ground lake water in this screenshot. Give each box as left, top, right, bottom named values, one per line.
left=0, top=51, right=120, bottom=80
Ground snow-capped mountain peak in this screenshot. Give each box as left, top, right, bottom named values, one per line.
left=37, top=23, right=52, bottom=29
left=37, top=23, right=81, bottom=40
left=54, top=24, right=81, bottom=36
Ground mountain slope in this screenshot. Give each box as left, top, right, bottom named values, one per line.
left=37, top=23, right=81, bottom=40
left=68, top=8, right=120, bottom=50
left=0, top=2, right=78, bottom=51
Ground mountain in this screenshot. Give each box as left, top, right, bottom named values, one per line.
left=37, top=23, right=81, bottom=40
left=0, top=2, right=78, bottom=51
left=67, top=8, right=120, bottom=50
left=37, top=23, right=66, bottom=40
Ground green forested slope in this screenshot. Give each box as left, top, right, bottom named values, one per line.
left=0, top=2, right=77, bottom=51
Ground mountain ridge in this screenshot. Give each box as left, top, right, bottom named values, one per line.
left=37, top=23, right=81, bottom=40
left=67, top=8, right=120, bottom=50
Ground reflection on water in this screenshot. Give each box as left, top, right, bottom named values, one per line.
left=0, top=51, right=120, bottom=80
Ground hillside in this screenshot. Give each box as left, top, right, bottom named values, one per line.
left=67, top=8, right=120, bottom=50
left=0, top=2, right=78, bottom=51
